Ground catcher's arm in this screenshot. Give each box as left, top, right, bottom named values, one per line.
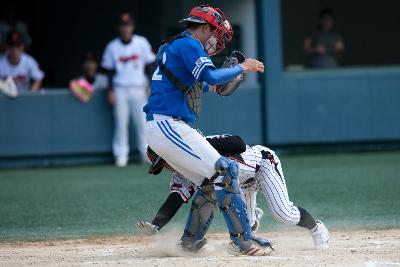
left=199, top=51, right=263, bottom=92
left=200, top=64, right=243, bottom=85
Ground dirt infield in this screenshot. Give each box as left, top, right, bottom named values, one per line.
left=1, top=229, right=399, bottom=267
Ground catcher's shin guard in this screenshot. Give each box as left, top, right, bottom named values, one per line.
left=181, top=180, right=215, bottom=252
left=214, top=157, right=253, bottom=246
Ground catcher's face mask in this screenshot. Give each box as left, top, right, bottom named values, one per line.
left=206, top=20, right=232, bottom=56
left=147, top=147, right=165, bottom=175
left=184, top=5, right=233, bottom=56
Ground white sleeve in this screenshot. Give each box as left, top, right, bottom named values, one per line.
left=28, top=57, right=44, bottom=81
left=142, top=38, right=155, bottom=65
left=101, top=43, right=115, bottom=70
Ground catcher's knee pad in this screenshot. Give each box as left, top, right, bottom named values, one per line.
left=181, top=180, right=215, bottom=251
left=216, top=189, right=252, bottom=246
left=215, top=157, right=253, bottom=245
left=214, top=157, right=239, bottom=192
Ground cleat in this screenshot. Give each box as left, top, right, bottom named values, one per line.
left=179, top=238, right=208, bottom=253
left=310, top=220, right=330, bottom=250
left=251, top=236, right=273, bottom=247
left=115, top=158, right=128, bottom=167
left=227, top=240, right=274, bottom=256
left=136, top=221, right=159, bottom=235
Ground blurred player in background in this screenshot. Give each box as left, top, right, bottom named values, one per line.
left=69, top=52, right=108, bottom=103
left=0, top=31, right=44, bottom=92
left=143, top=5, right=269, bottom=255
left=304, top=8, right=344, bottom=68
left=79, top=52, right=108, bottom=91
left=138, top=135, right=330, bottom=250
left=101, top=13, right=155, bottom=166
left=0, top=3, right=32, bottom=53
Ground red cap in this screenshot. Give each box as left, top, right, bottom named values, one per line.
left=119, top=12, right=134, bottom=26
left=6, top=31, right=23, bottom=47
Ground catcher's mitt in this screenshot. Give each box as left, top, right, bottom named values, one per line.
left=216, top=51, right=246, bottom=96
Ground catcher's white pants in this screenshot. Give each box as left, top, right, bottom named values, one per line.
left=242, top=147, right=301, bottom=226
left=145, top=114, right=220, bottom=186
left=113, top=86, right=148, bottom=162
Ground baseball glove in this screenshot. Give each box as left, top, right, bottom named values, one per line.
left=69, top=78, right=94, bottom=103
left=216, top=51, right=246, bottom=96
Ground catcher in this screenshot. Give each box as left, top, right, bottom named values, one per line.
left=143, top=4, right=268, bottom=255
left=138, top=134, right=330, bottom=251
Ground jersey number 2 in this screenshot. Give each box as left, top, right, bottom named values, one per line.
left=152, top=52, right=166, bottom=81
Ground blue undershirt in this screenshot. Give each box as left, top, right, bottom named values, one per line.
left=200, top=65, right=243, bottom=85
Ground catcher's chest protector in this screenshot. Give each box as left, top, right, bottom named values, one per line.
left=186, top=81, right=203, bottom=117
left=156, top=34, right=204, bottom=117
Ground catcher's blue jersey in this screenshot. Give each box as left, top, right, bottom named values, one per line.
left=143, top=31, right=215, bottom=123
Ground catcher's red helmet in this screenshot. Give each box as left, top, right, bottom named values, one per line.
left=179, top=5, right=233, bottom=55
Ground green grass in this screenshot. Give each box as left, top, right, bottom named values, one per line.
left=1, top=151, right=400, bottom=242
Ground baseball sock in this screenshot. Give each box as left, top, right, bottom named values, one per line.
left=152, top=192, right=185, bottom=230
left=297, top=207, right=317, bottom=230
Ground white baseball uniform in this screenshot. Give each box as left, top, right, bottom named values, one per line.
left=168, top=144, right=301, bottom=227
left=101, top=35, right=155, bottom=162
left=240, top=145, right=301, bottom=226
left=0, top=53, right=44, bottom=92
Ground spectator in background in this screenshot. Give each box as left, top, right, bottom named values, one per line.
left=0, top=4, right=32, bottom=53
left=69, top=52, right=108, bottom=103
left=0, top=31, right=44, bottom=92
left=101, top=13, right=155, bottom=166
left=79, top=52, right=108, bottom=90
left=304, top=8, right=344, bottom=69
